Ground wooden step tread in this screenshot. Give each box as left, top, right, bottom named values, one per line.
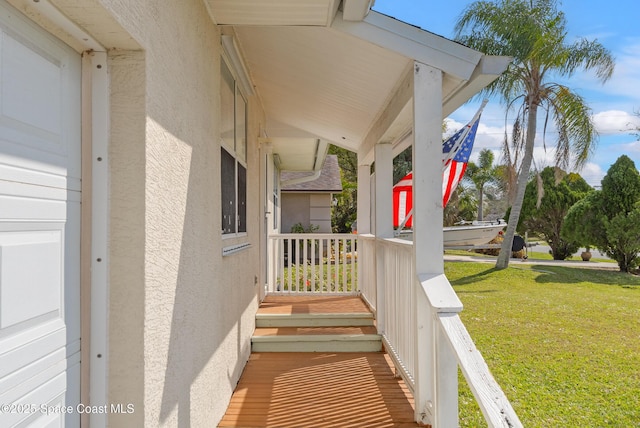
left=256, top=312, right=373, bottom=319
left=258, top=295, right=371, bottom=315
left=253, top=326, right=377, bottom=336
left=255, top=312, right=375, bottom=327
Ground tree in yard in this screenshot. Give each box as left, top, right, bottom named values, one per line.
left=517, top=167, right=592, bottom=260
left=329, top=145, right=358, bottom=233
left=443, top=182, right=478, bottom=226
left=466, top=148, right=499, bottom=221
left=393, top=146, right=412, bottom=185
left=454, top=0, right=614, bottom=269
left=562, top=155, right=640, bottom=272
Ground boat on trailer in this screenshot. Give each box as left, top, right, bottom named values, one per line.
left=443, top=220, right=506, bottom=247
left=395, top=219, right=506, bottom=247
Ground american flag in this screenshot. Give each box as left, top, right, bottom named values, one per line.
left=393, top=102, right=486, bottom=229
left=441, top=115, right=481, bottom=207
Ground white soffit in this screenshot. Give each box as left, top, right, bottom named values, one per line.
left=271, top=138, right=327, bottom=172
left=207, top=0, right=340, bottom=26
left=236, top=25, right=410, bottom=151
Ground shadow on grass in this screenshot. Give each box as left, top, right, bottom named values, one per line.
left=531, top=264, right=640, bottom=287
left=449, top=266, right=502, bottom=286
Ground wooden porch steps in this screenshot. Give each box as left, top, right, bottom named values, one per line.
left=219, top=296, right=422, bottom=427
left=251, top=295, right=382, bottom=353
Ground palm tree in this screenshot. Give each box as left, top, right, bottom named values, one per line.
left=466, top=148, right=499, bottom=221
left=454, top=0, right=614, bottom=268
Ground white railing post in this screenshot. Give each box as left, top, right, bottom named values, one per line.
left=358, top=235, right=377, bottom=312
left=417, top=274, right=463, bottom=427
left=435, top=313, right=459, bottom=424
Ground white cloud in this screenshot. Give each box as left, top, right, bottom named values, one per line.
left=592, top=110, right=640, bottom=135
left=600, top=39, right=640, bottom=100
left=617, top=140, right=640, bottom=153
left=577, top=162, right=606, bottom=187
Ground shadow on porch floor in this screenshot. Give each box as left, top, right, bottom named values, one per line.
left=219, top=352, right=421, bottom=428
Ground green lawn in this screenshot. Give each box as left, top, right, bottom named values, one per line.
left=445, top=262, right=640, bottom=427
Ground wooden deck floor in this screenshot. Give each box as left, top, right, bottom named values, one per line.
left=219, top=296, right=422, bottom=428
left=219, top=352, right=420, bottom=428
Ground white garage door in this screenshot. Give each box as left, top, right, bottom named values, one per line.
left=0, top=1, right=81, bottom=426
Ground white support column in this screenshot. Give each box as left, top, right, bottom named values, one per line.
left=374, top=142, right=392, bottom=335
left=374, top=142, right=394, bottom=239
left=356, top=159, right=371, bottom=235
left=260, top=141, right=273, bottom=299
left=356, top=157, right=372, bottom=309
left=412, top=61, right=444, bottom=275
left=413, top=62, right=458, bottom=426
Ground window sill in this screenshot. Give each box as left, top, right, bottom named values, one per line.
left=222, top=242, right=251, bottom=256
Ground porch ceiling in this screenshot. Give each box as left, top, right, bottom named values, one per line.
left=235, top=24, right=409, bottom=154
left=208, top=1, right=510, bottom=171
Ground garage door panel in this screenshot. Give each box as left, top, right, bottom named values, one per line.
left=65, top=195, right=81, bottom=343
left=0, top=333, right=65, bottom=384
left=2, top=31, right=63, bottom=135
left=1, top=370, right=67, bottom=427
left=0, top=2, right=81, bottom=426
left=0, top=230, right=62, bottom=327
left=0, top=5, right=82, bottom=187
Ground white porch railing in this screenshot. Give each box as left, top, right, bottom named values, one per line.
left=267, top=233, right=358, bottom=294
left=365, top=236, right=522, bottom=428
left=357, top=234, right=377, bottom=309
left=376, top=237, right=416, bottom=386
left=265, top=232, right=521, bottom=427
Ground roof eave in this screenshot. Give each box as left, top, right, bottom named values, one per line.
left=442, top=55, right=512, bottom=116
left=331, top=10, right=483, bottom=81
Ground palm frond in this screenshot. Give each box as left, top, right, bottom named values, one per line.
left=544, top=85, right=597, bottom=169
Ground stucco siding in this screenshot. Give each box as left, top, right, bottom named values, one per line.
left=62, top=0, right=264, bottom=426
left=108, top=49, right=146, bottom=428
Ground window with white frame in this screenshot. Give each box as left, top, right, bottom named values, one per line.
left=221, top=59, right=247, bottom=235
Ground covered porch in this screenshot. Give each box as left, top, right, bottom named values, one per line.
left=212, top=1, right=517, bottom=426
left=222, top=233, right=520, bottom=427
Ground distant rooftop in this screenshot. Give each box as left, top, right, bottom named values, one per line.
left=281, top=154, right=342, bottom=192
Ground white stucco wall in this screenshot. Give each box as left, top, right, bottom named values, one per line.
left=38, top=0, right=264, bottom=426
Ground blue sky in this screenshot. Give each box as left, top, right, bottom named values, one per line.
left=372, top=0, right=640, bottom=187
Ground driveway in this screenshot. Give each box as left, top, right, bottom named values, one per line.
left=444, top=252, right=619, bottom=270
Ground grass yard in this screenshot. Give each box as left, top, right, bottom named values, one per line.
left=445, top=262, right=640, bottom=427
left=279, top=261, right=356, bottom=292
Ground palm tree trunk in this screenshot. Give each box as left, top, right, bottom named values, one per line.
left=496, top=102, right=539, bottom=269
left=478, top=187, right=484, bottom=221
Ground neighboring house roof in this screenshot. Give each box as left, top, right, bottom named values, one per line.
left=281, top=155, right=342, bottom=193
